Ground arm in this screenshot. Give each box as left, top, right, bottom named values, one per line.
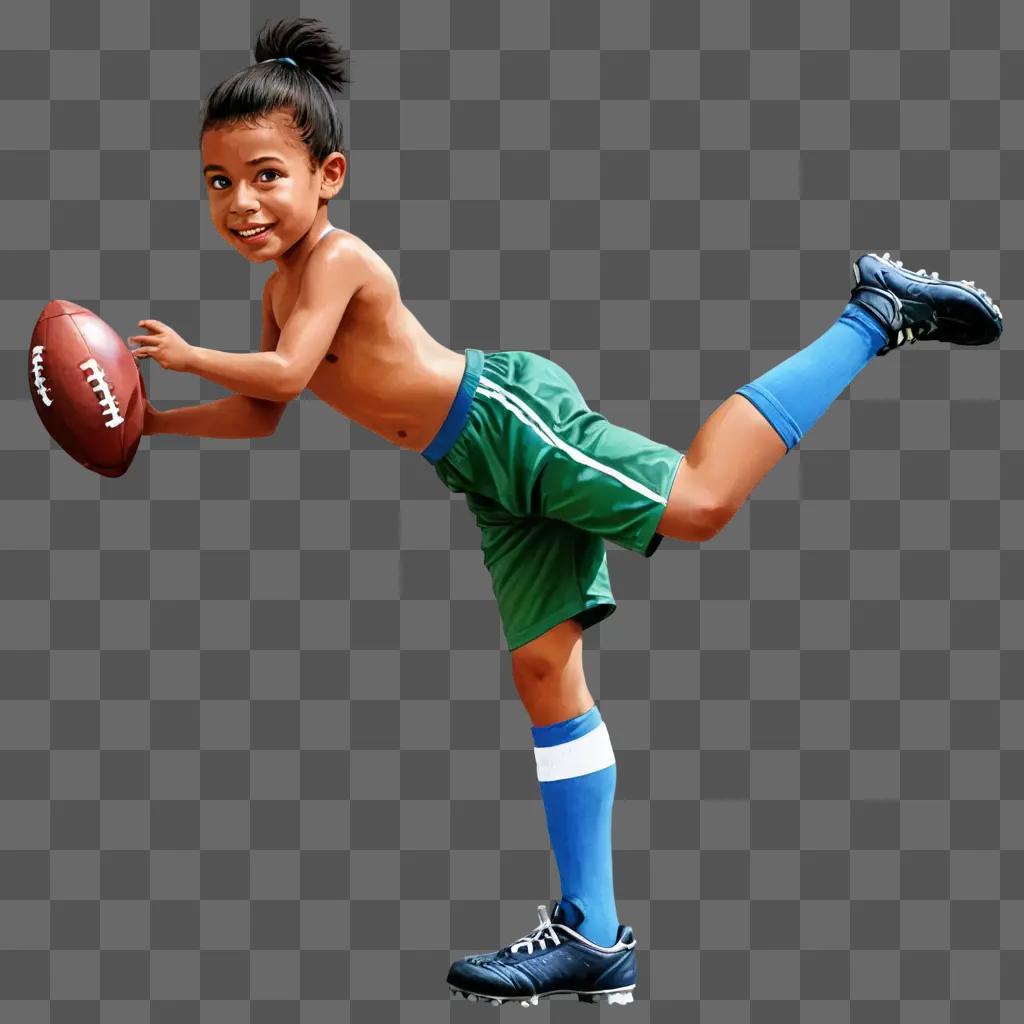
left=147, top=276, right=288, bottom=438
left=146, top=394, right=280, bottom=438
left=185, top=241, right=367, bottom=401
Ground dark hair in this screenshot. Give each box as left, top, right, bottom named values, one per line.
left=198, top=17, right=350, bottom=173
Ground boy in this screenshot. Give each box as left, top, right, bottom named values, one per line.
left=131, top=25, right=1004, bottom=1008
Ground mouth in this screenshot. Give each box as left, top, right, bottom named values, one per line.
left=232, top=223, right=276, bottom=243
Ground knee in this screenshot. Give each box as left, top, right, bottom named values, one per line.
left=700, top=502, right=738, bottom=541
left=511, top=644, right=563, bottom=683
left=662, top=499, right=727, bottom=544
left=510, top=619, right=583, bottom=682
left=660, top=461, right=729, bottom=543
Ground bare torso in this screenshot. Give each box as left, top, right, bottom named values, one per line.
left=269, top=226, right=467, bottom=453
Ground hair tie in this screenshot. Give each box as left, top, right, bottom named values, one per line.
left=257, top=55, right=337, bottom=112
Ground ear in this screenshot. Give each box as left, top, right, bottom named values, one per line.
left=320, top=152, right=346, bottom=196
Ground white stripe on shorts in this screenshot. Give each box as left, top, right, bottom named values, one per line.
left=533, top=720, right=616, bottom=782
left=476, top=375, right=668, bottom=507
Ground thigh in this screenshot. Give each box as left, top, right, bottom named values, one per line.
left=464, top=490, right=617, bottom=652
left=475, top=352, right=685, bottom=558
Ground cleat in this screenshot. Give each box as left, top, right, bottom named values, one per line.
left=850, top=252, right=1003, bottom=356
left=578, top=989, right=635, bottom=1004
left=446, top=900, right=637, bottom=1006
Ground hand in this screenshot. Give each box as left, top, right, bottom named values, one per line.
left=128, top=319, right=193, bottom=372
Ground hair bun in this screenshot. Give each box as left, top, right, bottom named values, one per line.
left=200, top=16, right=350, bottom=172
left=253, top=17, right=349, bottom=96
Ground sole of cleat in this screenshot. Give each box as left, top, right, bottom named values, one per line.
left=449, top=984, right=635, bottom=1005
left=579, top=989, right=634, bottom=1004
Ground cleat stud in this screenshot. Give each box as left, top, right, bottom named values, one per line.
left=932, top=271, right=939, bottom=279
left=491, top=999, right=502, bottom=1006
left=467, top=993, right=478, bottom=1002
left=882, top=251, right=890, bottom=259
left=895, top=259, right=904, bottom=267
left=917, top=268, right=927, bottom=275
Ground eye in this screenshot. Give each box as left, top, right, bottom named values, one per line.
left=208, top=169, right=281, bottom=190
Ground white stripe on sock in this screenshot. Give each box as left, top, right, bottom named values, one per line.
left=534, top=721, right=616, bottom=782
left=476, top=377, right=667, bottom=506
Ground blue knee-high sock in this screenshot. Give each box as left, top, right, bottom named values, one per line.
left=532, top=704, right=619, bottom=948
left=735, top=303, right=889, bottom=450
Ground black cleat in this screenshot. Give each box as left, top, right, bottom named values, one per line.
left=446, top=901, right=637, bottom=1007
left=850, top=251, right=1004, bottom=357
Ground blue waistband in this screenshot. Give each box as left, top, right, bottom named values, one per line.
left=421, top=348, right=484, bottom=465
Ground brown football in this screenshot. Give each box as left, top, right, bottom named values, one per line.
left=28, top=300, right=145, bottom=478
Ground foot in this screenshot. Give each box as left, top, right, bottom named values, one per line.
left=446, top=900, right=637, bottom=1007
left=850, top=252, right=1004, bottom=356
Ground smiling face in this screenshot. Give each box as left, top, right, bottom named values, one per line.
left=201, top=109, right=346, bottom=265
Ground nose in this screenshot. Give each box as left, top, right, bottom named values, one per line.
left=229, top=181, right=261, bottom=214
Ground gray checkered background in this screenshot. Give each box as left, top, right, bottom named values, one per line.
left=1, top=0, right=1023, bottom=1020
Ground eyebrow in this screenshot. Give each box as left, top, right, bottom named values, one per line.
left=202, top=156, right=285, bottom=175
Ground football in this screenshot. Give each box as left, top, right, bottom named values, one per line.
left=28, top=300, right=145, bottom=478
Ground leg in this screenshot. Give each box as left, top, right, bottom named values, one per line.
left=510, top=617, right=593, bottom=727
left=657, top=393, right=787, bottom=544
left=510, top=617, right=621, bottom=950
left=658, top=300, right=893, bottom=543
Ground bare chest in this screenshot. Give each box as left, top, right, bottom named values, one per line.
left=268, top=264, right=464, bottom=452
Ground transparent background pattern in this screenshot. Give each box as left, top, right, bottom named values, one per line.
left=1, top=0, right=1023, bottom=1020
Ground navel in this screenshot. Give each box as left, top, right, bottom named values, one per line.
left=324, top=353, right=338, bottom=363
left=398, top=430, right=407, bottom=439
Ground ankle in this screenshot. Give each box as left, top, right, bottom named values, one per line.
left=850, top=286, right=900, bottom=336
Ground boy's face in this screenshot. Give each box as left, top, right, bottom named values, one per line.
left=201, top=110, right=346, bottom=264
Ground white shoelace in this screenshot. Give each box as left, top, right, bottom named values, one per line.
left=509, top=904, right=562, bottom=954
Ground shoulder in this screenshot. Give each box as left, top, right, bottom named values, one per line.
left=306, top=228, right=392, bottom=295
left=305, top=229, right=369, bottom=279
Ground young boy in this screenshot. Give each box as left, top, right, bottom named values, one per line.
left=131, top=21, right=1004, bottom=1008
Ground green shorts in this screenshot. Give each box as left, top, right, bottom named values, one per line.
left=422, top=349, right=685, bottom=651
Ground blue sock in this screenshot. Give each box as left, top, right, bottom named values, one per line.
left=532, top=704, right=619, bottom=948
left=735, top=302, right=889, bottom=450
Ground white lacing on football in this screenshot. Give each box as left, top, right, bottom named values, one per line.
left=79, top=357, right=125, bottom=429
left=30, top=345, right=52, bottom=407
left=510, top=905, right=563, bottom=954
